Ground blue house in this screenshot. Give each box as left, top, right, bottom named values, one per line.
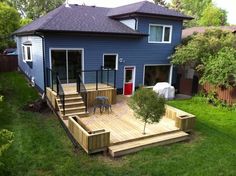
left=14, top=1, right=191, bottom=98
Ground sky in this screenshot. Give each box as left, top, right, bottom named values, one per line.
left=68, top=0, right=236, bottom=25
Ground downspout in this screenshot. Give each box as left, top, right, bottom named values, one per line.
left=34, top=32, right=46, bottom=95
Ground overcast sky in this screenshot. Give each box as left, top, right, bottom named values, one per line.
left=68, top=0, right=236, bottom=24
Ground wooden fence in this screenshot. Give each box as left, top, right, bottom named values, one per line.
left=0, top=55, right=18, bottom=72
left=203, top=83, right=236, bottom=105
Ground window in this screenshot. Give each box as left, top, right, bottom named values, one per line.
left=144, top=65, right=170, bottom=86
left=103, top=54, right=118, bottom=70
left=22, top=44, right=32, bottom=62
left=149, top=24, right=172, bottom=43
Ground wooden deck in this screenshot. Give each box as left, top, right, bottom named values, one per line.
left=80, top=96, right=178, bottom=144
left=47, top=89, right=194, bottom=157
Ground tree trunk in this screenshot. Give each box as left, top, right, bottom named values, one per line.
left=143, top=121, right=147, bottom=135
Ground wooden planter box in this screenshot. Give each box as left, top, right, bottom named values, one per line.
left=175, top=115, right=195, bottom=132
left=165, top=105, right=196, bottom=133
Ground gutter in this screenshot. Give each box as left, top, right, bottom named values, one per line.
left=33, top=32, right=47, bottom=94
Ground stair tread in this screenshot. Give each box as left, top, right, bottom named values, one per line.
left=59, top=106, right=86, bottom=111
left=56, top=96, right=82, bottom=101
left=109, top=131, right=189, bottom=152
left=64, top=112, right=89, bottom=116
left=58, top=102, right=84, bottom=106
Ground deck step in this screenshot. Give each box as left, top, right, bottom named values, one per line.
left=58, top=101, right=84, bottom=107
left=62, top=112, right=89, bottom=119
left=57, top=96, right=82, bottom=101
left=59, top=106, right=86, bottom=114
left=108, top=131, right=190, bottom=157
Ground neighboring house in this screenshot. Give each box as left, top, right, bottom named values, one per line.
left=182, top=26, right=236, bottom=39
left=13, top=1, right=191, bottom=95
left=176, top=26, right=236, bottom=96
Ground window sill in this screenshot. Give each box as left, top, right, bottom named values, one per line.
left=23, top=60, right=33, bottom=63
left=148, top=41, right=171, bottom=44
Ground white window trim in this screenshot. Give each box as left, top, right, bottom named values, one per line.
left=22, top=44, right=33, bottom=62
left=148, top=24, right=173, bottom=44
left=143, top=64, right=172, bottom=87
left=102, top=53, right=118, bottom=70
left=49, top=48, right=85, bottom=83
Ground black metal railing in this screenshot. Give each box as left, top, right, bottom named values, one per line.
left=78, top=67, right=116, bottom=91
left=77, top=74, right=88, bottom=112
left=56, top=74, right=65, bottom=115
left=46, top=67, right=57, bottom=92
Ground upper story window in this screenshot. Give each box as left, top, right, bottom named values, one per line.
left=22, top=41, right=32, bottom=62
left=103, top=54, right=118, bottom=70
left=148, top=24, right=172, bottom=43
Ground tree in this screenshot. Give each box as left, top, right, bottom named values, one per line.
left=9, top=0, right=64, bottom=20
left=198, top=4, right=227, bottom=26
left=128, top=88, right=166, bottom=134
left=171, top=29, right=236, bottom=87
left=20, top=18, right=33, bottom=27
left=170, top=0, right=212, bottom=27
left=201, top=47, right=236, bottom=87
left=169, top=0, right=227, bottom=27
left=0, top=2, right=20, bottom=52
left=153, top=0, right=167, bottom=7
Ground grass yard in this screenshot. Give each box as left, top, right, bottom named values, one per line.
left=0, top=72, right=236, bottom=176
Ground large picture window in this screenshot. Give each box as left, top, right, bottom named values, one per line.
left=144, top=65, right=170, bottom=86
left=103, top=54, right=118, bottom=70
left=149, top=24, right=172, bottom=43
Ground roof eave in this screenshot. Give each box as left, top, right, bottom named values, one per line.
left=14, top=29, right=148, bottom=37
left=109, top=12, right=194, bottom=20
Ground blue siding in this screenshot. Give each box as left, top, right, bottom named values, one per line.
left=44, top=17, right=182, bottom=90
left=17, top=36, right=44, bottom=92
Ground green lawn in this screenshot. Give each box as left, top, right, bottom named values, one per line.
left=0, top=72, right=236, bottom=176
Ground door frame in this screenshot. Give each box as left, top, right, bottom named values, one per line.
left=49, top=48, right=85, bottom=83
left=123, top=66, right=136, bottom=95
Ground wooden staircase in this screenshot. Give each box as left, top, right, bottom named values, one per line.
left=56, top=93, right=89, bottom=119
left=108, top=131, right=190, bottom=157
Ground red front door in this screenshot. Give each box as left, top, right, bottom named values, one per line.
left=124, top=67, right=135, bottom=95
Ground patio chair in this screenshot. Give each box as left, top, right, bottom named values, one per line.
left=93, top=97, right=105, bottom=114
left=102, top=98, right=112, bottom=114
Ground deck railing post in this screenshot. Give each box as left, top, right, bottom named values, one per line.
left=85, top=92, right=88, bottom=112
left=114, top=69, right=116, bottom=88
left=101, top=66, right=103, bottom=83
left=56, top=73, right=59, bottom=95
left=107, top=69, right=109, bottom=86
left=51, top=70, right=53, bottom=91
left=62, top=94, right=65, bottom=115
left=96, top=70, right=98, bottom=90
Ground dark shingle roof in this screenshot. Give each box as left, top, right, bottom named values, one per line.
left=14, top=1, right=192, bottom=35
left=107, top=1, right=192, bottom=19
left=182, top=26, right=236, bottom=39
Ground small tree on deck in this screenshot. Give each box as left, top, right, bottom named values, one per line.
left=128, top=88, right=166, bottom=135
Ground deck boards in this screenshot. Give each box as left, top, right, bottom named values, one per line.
left=80, top=96, right=178, bottom=144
